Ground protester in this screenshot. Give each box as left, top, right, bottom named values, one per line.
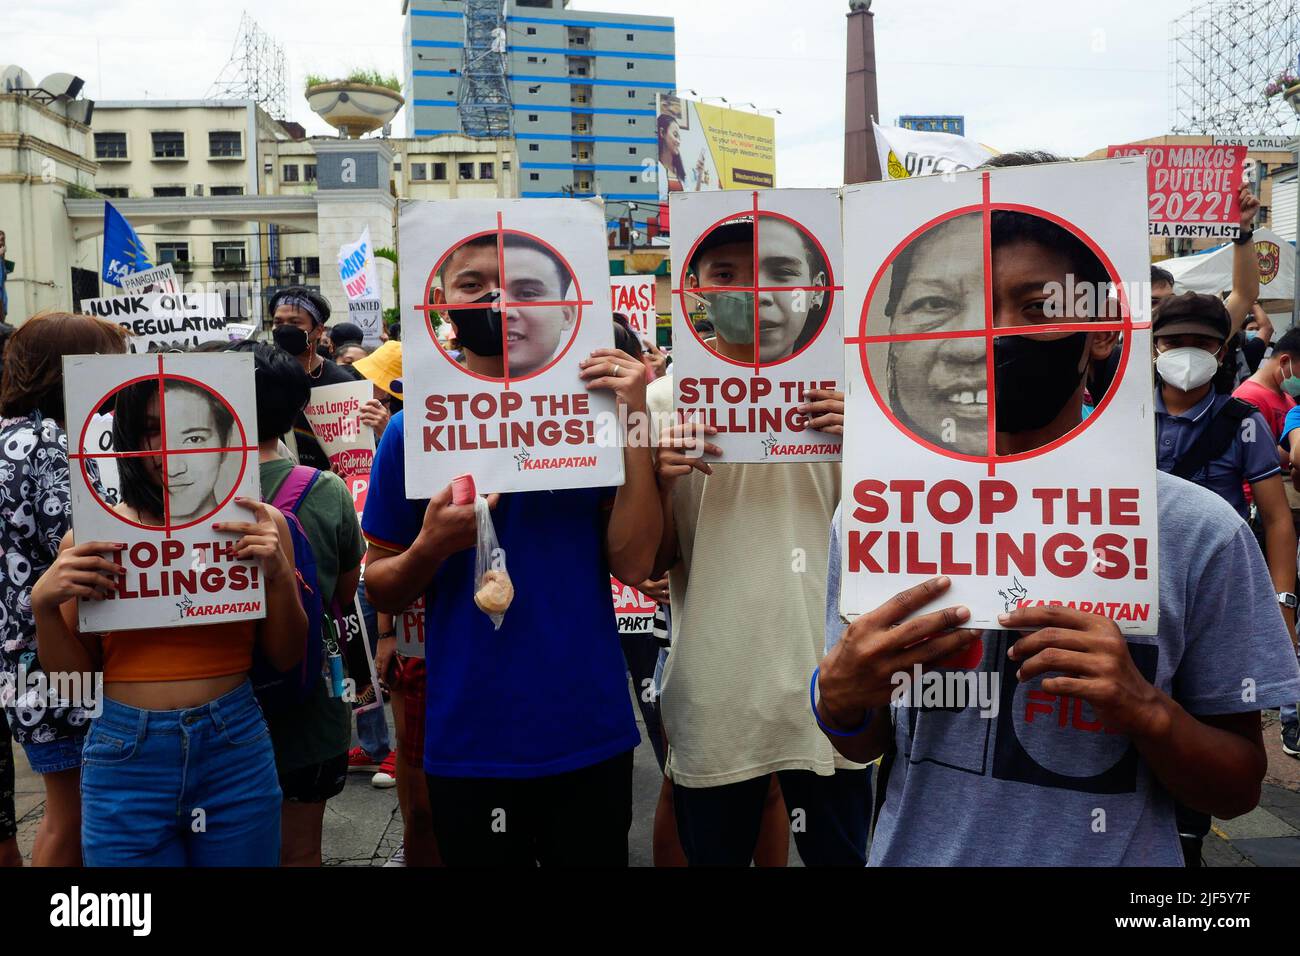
left=816, top=153, right=1300, bottom=867
left=1233, top=327, right=1300, bottom=439
left=0, top=230, right=10, bottom=315
left=374, top=627, right=438, bottom=865
left=329, top=322, right=364, bottom=352
left=268, top=287, right=363, bottom=470
left=32, top=358, right=306, bottom=866
left=351, top=340, right=402, bottom=442
left=0, top=313, right=128, bottom=866
left=336, top=344, right=370, bottom=367
left=363, top=341, right=660, bottom=866
left=651, top=307, right=869, bottom=865
left=232, top=341, right=365, bottom=866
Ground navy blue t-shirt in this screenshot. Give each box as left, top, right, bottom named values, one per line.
left=362, top=411, right=640, bottom=778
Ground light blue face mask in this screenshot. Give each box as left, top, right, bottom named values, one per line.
left=690, top=290, right=754, bottom=344
left=1282, top=358, right=1300, bottom=398
left=1246, top=330, right=1258, bottom=340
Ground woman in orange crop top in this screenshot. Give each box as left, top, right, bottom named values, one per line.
left=32, top=371, right=306, bottom=867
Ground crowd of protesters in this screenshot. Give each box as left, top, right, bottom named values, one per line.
left=1, top=151, right=1299, bottom=869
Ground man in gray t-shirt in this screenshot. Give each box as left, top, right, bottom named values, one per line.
left=824, top=470, right=1300, bottom=865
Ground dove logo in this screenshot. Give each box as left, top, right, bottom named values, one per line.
left=999, top=577, right=1029, bottom=612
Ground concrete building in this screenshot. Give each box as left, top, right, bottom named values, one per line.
left=402, top=0, right=674, bottom=225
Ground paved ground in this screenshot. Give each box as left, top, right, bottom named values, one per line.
left=11, top=699, right=1300, bottom=866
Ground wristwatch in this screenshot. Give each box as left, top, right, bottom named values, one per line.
left=1234, top=228, right=1255, bottom=245
left=1278, top=592, right=1297, bottom=610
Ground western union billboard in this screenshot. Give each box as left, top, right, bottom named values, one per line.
left=655, top=94, right=776, bottom=200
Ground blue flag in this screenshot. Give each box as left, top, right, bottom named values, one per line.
left=102, top=202, right=152, bottom=287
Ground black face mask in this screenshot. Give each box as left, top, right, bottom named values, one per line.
left=273, top=324, right=310, bottom=357
left=994, top=332, right=1087, bottom=433
left=448, top=291, right=504, bottom=357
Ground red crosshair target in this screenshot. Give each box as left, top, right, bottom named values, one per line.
left=415, top=212, right=595, bottom=387
left=70, top=355, right=257, bottom=533
left=674, top=191, right=843, bottom=372
left=846, top=172, right=1141, bottom=476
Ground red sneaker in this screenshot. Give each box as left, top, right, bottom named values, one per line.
left=371, top=749, right=398, bottom=789
left=347, top=746, right=380, bottom=774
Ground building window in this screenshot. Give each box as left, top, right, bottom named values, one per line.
left=208, top=130, right=242, bottom=158
left=628, top=147, right=637, bottom=154
left=627, top=90, right=636, bottom=98
left=627, top=118, right=636, bottom=125
left=151, top=131, right=185, bottom=159
left=411, top=162, right=427, bottom=181
left=212, top=241, right=247, bottom=269
left=152, top=186, right=186, bottom=197
left=629, top=176, right=638, bottom=183
left=94, top=132, right=128, bottom=160
left=282, top=164, right=300, bottom=182
left=574, top=36, right=586, bottom=45
left=459, top=162, right=474, bottom=180
left=502, top=160, right=511, bottom=170
left=156, top=242, right=189, bottom=267
left=97, top=186, right=129, bottom=198
left=304, top=163, right=317, bottom=182
left=210, top=185, right=244, bottom=196
left=526, top=26, right=536, bottom=35
left=626, top=62, right=634, bottom=70
left=394, top=159, right=402, bottom=171
left=527, top=56, right=538, bottom=63
left=528, top=113, right=538, bottom=121
left=432, top=162, right=447, bottom=180
left=574, top=66, right=588, bottom=76
left=479, top=162, right=494, bottom=179
left=530, top=173, right=540, bottom=181
left=528, top=143, right=540, bottom=152
left=306, top=257, right=320, bottom=275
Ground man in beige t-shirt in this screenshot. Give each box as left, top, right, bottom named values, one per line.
left=648, top=225, right=871, bottom=866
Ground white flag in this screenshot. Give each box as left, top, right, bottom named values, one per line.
left=873, top=122, right=994, bottom=180
left=338, top=227, right=382, bottom=302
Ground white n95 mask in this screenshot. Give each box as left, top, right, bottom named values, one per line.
left=1155, top=346, right=1219, bottom=392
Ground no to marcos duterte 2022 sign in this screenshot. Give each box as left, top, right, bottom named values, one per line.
left=840, top=157, right=1159, bottom=635
left=399, top=199, right=625, bottom=495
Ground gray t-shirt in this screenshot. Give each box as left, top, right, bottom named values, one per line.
left=825, top=470, right=1300, bottom=866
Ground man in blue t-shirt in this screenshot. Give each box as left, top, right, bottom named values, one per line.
left=362, top=345, right=660, bottom=867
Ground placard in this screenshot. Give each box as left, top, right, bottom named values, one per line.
left=840, top=157, right=1159, bottom=634
left=81, top=292, right=228, bottom=353
left=611, top=576, right=657, bottom=635
left=347, top=299, right=383, bottom=349
left=225, top=323, right=256, bottom=343
left=669, top=188, right=844, bottom=462
left=303, top=379, right=375, bottom=477
left=64, top=353, right=263, bottom=631
left=399, top=198, right=625, bottom=495
left=610, top=276, right=657, bottom=341
left=395, top=594, right=425, bottom=659
left=119, top=262, right=180, bottom=295
left=1106, top=143, right=1245, bottom=239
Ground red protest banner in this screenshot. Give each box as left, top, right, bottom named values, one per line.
left=1106, top=144, right=1246, bottom=240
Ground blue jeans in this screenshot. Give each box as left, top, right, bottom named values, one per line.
left=355, top=586, right=391, bottom=760
left=80, top=681, right=282, bottom=867
left=1282, top=703, right=1297, bottom=731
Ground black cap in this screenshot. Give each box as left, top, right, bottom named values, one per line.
left=329, top=322, right=364, bottom=347
left=1152, top=291, right=1230, bottom=343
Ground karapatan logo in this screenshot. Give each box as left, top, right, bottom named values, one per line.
left=513, top=447, right=596, bottom=472
left=761, top=432, right=838, bottom=458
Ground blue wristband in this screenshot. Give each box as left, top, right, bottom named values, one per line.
left=809, top=666, right=874, bottom=738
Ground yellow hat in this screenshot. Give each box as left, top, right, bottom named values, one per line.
left=353, top=340, right=403, bottom=400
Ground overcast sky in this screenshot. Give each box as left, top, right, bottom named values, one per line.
left=0, top=0, right=1245, bottom=186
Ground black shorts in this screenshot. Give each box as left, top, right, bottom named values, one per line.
left=278, top=751, right=348, bottom=803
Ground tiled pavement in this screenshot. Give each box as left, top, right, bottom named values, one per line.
left=11, top=703, right=1300, bottom=866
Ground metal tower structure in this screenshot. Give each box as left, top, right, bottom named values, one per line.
left=1169, top=0, right=1300, bottom=135
left=458, top=0, right=513, bottom=137
left=207, top=11, right=289, bottom=121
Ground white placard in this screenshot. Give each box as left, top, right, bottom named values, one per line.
left=64, top=353, right=263, bottom=631
left=303, top=379, right=375, bottom=478
left=610, top=276, right=657, bottom=341
left=840, top=157, right=1160, bottom=634
left=119, top=262, right=180, bottom=295
left=347, top=298, right=384, bottom=349
left=669, top=188, right=844, bottom=462
left=396, top=595, right=425, bottom=659
left=81, top=292, right=228, bottom=353
left=399, top=198, right=625, bottom=495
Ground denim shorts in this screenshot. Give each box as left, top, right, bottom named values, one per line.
left=20, top=734, right=84, bottom=775
left=80, top=680, right=282, bottom=867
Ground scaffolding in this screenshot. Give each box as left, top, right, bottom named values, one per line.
left=459, top=0, right=513, bottom=138
left=207, top=11, right=289, bottom=121
left=1169, top=0, right=1300, bottom=135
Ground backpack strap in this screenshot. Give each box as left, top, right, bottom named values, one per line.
left=1171, top=397, right=1254, bottom=481
left=269, top=465, right=322, bottom=517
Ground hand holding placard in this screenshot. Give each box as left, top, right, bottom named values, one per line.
left=800, top=387, right=845, bottom=435
left=657, top=421, right=722, bottom=484
left=817, top=575, right=982, bottom=730
left=31, top=540, right=126, bottom=611
left=213, top=499, right=293, bottom=585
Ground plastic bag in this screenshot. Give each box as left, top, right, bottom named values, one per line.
left=472, top=494, right=512, bottom=630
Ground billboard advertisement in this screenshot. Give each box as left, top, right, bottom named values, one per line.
left=654, top=95, right=776, bottom=239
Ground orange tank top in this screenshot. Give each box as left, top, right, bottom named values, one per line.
left=101, top=620, right=256, bottom=683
